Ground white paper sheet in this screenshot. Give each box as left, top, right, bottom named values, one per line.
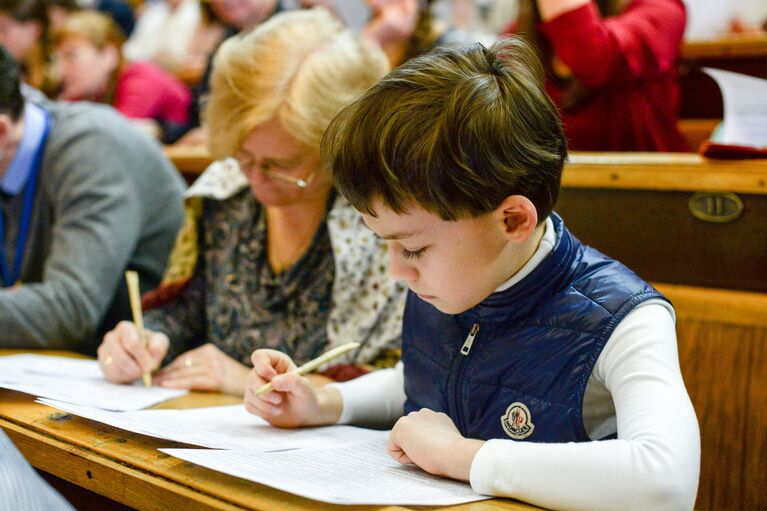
left=0, top=354, right=185, bottom=410
left=37, top=400, right=383, bottom=451
left=703, top=68, right=767, bottom=148
left=162, top=437, right=490, bottom=505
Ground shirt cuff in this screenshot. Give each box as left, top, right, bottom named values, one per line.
left=469, top=439, right=511, bottom=496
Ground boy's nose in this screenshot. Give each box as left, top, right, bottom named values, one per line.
left=388, top=245, right=418, bottom=283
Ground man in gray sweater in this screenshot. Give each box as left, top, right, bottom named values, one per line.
left=0, top=45, right=185, bottom=353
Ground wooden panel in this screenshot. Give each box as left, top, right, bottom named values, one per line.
left=675, top=318, right=767, bottom=511
left=563, top=153, right=767, bottom=194
left=650, top=284, right=767, bottom=511
left=556, top=188, right=767, bottom=292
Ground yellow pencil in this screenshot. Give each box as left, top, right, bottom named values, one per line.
left=125, top=270, right=151, bottom=388
left=256, top=342, right=361, bottom=396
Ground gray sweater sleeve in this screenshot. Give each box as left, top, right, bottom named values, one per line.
left=0, top=431, right=75, bottom=511
left=0, top=104, right=183, bottom=350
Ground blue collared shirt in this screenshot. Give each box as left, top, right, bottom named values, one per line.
left=0, top=102, right=48, bottom=196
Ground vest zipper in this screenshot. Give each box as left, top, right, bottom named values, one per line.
left=460, top=323, right=480, bottom=355
left=450, top=322, right=480, bottom=433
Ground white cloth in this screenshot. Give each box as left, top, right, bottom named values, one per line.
left=123, top=0, right=201, bottom=71
left=0, top=431, right=74, bottom=511
left=332, top=217, right=700, bottom=510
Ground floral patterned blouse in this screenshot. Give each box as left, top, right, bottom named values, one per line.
left=144, top=159, right=407, bottom=370
left=145, top=190, right=337, bottom=365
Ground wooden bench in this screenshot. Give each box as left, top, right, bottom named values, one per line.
left=559, top=153, right=767, bottom=510
left=558, top=152, right=767, bottom=292
left=655, top=284, right=767, bottom=511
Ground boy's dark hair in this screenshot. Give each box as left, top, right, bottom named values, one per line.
left=321, top=37, right=567, bottom=222
left=0, top=45, right=24, bottom=120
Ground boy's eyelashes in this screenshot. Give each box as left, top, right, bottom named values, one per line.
left=401, top=247, right=427, bottom=261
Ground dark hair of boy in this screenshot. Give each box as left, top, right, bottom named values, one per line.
left=322, top=36, right=568, bottom=224
left=0, top=44, right=25, bottom=120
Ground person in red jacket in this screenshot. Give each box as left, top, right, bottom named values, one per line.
left=54, top=10, right=192, bottom=143
left=505, top=0, right=689, bottom=152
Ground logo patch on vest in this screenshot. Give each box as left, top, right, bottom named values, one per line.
left=501, top=402, right=535, bottom=440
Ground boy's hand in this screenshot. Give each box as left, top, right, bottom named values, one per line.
left=244, top=349, right=343, bottom=428
left=153, top=343, right=251, bottom=396
left=387, top=408, right=485, bottom=481
left=98, top=321, right=168, bottom=384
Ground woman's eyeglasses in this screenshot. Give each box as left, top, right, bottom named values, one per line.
left=233, top=157, right=316, bottom=189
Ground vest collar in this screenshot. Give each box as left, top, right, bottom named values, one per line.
left=460, top=213, right=579, bottom=323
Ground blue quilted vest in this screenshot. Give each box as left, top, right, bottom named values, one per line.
left=402, top=214, right=669, bottom=443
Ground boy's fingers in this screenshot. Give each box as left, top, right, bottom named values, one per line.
left=387, top=435, right=412, bottom=465
left=252, top=355, right=278, bottom=381
left=244, top=395, right=281, bottom=417
left=270, top=373, right=306, bottom=394
left=251, top=350, right=297, bottom=376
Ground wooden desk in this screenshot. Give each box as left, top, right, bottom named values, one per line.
left=164, top=144, right=212, bottom=183
left=679, top=33, right=767, bottom=119
left=677, top=119, right=720, bottom=151
left=0, top=354, right=537, bottom=511
left=558, top=152, right=767, bottom=293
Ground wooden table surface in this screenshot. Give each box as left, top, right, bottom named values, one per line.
left=0, top=351, right=539, bottom=511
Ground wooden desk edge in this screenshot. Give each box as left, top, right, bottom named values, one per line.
left=682, top=33, right=767, bottom=59
left=653, top=282, right=767, bottom=328
left=167, top=149, right=767, bottom=195
left=0, top=418, right=248, bottom=511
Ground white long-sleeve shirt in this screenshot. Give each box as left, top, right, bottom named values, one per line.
left=331, top=218, right=700, bottom=510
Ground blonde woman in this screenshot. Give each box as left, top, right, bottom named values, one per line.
left=97, top=8, right=406, bottom=396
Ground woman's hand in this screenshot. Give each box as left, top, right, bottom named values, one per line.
left=98, top=321, right=169, bottom=384
left=388, top=408, right=485, bottom=480
left=153, top=343, right=251, bottom=395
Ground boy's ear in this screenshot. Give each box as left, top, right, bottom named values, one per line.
left=498, top=195, right=539, bottom=242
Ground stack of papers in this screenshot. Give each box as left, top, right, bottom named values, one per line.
left=0, top=354, right=186, bottom=410
left=40, top=400, right=490, bottom=505
left=37, top=400, right=382, bottom=451
left=162, top=438, right=489, bottom=506
left=703, top=68, right=767, bottom=149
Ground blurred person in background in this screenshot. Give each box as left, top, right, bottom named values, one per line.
left=54, top=10, right=191, bottom=142
left=0, top=0, right=57, bottom=95
left=504, top=0, right=689, bottom=152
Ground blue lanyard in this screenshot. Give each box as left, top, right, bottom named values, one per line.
left=0, top=112, right=52, bottom=288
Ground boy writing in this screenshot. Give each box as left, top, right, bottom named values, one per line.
left=244, top=38, right=700, bottom=511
